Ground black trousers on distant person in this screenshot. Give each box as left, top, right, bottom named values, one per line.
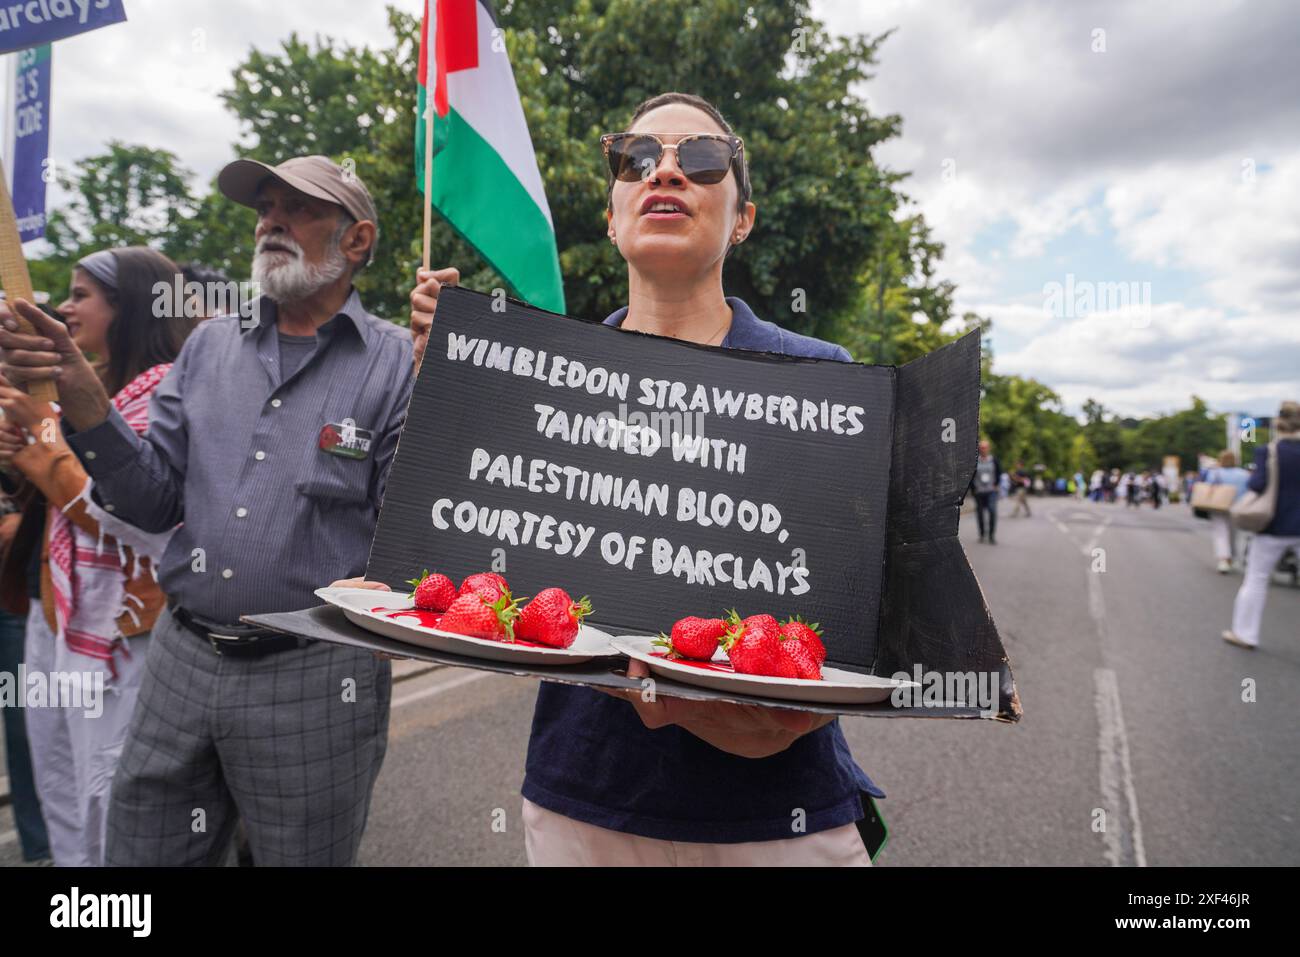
left=975, top=491, right=998, bottom=541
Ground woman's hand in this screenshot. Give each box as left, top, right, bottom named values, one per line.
left=602, top=659, right=836, bottom=759
left=0, top=372, right=65, bottom=474
left=0, top=371, right=60, bottom=431
left=409, top=267, right=459, bottom=373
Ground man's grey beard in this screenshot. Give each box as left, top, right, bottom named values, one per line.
left=251, top=231, right=350, bottom=304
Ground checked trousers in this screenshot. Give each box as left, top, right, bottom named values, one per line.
left=104, top=605, right=391, bottom=866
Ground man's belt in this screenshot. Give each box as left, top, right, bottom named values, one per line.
left=168, top=601, right=311, bottom=658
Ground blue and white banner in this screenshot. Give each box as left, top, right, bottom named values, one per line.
left=9, top=43, right=51, bottom=241
left=0, top=0, right=126, bottom=56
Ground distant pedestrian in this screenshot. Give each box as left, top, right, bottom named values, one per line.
left=1224, top=401, right=1300, bottom=649
left=968, top=439, right=1001, bottom=544
left=1205, top=451, right=1250, bottom=572
left=1011, top=462, right=1032, bottom=517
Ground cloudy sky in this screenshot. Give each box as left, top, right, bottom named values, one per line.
left=8, top=0, right=1298, bottom=418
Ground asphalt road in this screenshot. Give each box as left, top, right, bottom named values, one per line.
left=3, top=496, right=1297, bottom=866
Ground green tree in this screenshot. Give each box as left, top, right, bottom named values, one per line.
left=211, top=1, right=929, bottom=332
left=980, top=373, right=1079, bottom=476
left=1122, top=396, right=1225, bottom=471
left=1081, top=398, right=1126, bottom=470
left=44, top=141, right=199, bottom=257
left=835, top=215, right=958, bottom=364
left=29, top=142, right=200, bottom=298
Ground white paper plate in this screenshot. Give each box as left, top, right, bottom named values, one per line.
left=316, top=586, right=621, bottom=665
left=610, top=635, right=918, bottom=704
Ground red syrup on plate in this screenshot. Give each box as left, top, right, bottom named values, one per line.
left=370, top=607, right=558, bottom=648
left=650, top=651, right=734, bottom=673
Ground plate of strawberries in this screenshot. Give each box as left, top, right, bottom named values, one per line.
left=315, top=570, right=619, bottom=664
left=611, top=611, right=914, bottom=704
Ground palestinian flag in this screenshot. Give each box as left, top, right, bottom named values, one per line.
left=416, top=0, right=565, bottom=313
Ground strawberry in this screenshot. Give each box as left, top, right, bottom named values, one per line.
left=653, top=616, right=726, bottom=660
left=457, top=572, right=511, bottom=603
left=406, top=570, right=457, bottom=611
left=516, top=588, right=592, bottom=649
left=723, top=610, right=783, bottom=645
left=437, top=591, right=519, bottom=641
left=721, top=611, right=796, bottom=678
left=780, top=637, right=822, bottom=680
left=781, top=616, right=826, bottom=664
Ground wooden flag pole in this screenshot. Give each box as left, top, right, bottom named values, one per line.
left=421, top=98, right=435, bottom=271
left=0, top=157, right=57, bottom=402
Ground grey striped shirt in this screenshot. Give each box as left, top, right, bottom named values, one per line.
left=67, top=290, right=413, bottom=624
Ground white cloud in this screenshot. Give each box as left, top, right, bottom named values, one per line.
left=815, top=0, right=1300, bottom=415
left=40, top=0, right=407, bottom=183
left=1105, top=153, right=1300, bottom=311
left=996, top=303, right=1300, bottom=417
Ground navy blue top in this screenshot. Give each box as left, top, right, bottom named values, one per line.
left=520, top=297, right=884, bottom=844
left=1249, top=437, right=1300, bottom=536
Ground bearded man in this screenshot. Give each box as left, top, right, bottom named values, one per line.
left=0, top=156, right=412, bottom=865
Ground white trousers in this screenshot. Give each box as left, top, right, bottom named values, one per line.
left=23, top=604, right=148, bottom=866
left=523, top=798, right=873, bottom=866
left=1230, top=533, right=1300, bottom=646
left=1209, top=512, right=1236, bottom=561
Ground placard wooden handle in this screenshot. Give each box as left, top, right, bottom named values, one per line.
left=0, top=159, right=59, bottom=403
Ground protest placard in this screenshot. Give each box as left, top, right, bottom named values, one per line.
left=252, top=287, right=1019, bottom=719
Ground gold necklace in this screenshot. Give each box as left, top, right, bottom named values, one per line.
left=701, top=316, right=730, bottom=346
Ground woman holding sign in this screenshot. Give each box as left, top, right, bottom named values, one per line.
left=409, top=93, right=883, bottom=866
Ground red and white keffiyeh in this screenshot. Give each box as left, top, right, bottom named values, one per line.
left=47, top=363, right=176, bottom=677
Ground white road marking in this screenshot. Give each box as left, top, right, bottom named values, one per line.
left=1052, top=508, right=1144, bottom=866
left=393, top=669, right=494, bottom=708
left=1094, top=667, right=1148, bottom=867
left=1088, top=565, right=1108, bottom=624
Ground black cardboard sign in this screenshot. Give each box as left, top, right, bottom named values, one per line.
left=269, top=286, right=1019, bottom=721
left=367, top=287, right=895, bottom=670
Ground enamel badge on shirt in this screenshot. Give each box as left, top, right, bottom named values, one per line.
left=319, top=421, right=373, bottom=460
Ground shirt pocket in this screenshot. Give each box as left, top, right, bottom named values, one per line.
left=295, top=450, right=372, bottom=506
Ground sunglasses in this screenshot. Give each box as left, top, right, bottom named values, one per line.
left=600, top=132, right=746, bottom=188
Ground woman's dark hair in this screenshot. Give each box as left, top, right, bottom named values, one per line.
left=605, top=91, right=752, bottom=213
left=91, top=247, right=197, bottom=397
